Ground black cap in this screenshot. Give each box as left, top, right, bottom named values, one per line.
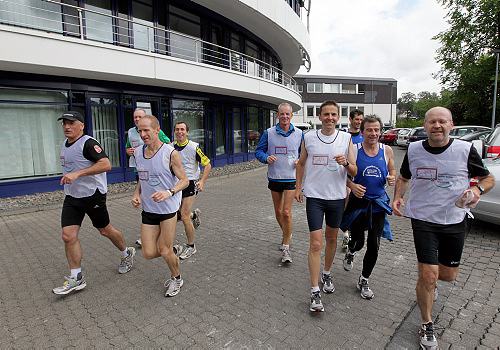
left=58, top=111, right=84, bottom=123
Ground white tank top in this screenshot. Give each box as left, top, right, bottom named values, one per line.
left=177, top=140, right=201, bottom=180
left=267, top=126, right=303, bottom=180
left=405, top=140, right=471, bottom=225
left=303, top=130, right=351, bottom=200
left=128, top=127, right=144, bottom=168
left=60, top=135, right=107, bottom=198
left=134, top=143, right=181, bottom=214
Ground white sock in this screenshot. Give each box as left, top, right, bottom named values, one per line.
left=311, top=286, right=320, bottom=293
left=282, top=244, right=289, bottom=250
left=360, top=275, right=368, bottom=282
left=70, top=268, right=81, bottom=279
left=322, top=269, right=331, bottom=276
left=343, top=231, right=349, bottom=238
left=121, top=248, right=129, bottom=257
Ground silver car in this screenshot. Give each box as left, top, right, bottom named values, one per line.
left=471, top=157, right=500, bottom=225
left=396, top=128, right=411, bottom=147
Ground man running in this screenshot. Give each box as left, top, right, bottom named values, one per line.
left=126, top=108, right=171, bottom=247
left=173, top=121, right=211, bottom=260
left=342, top=109, right=365, bottom=250
left=255, top=103, right=303, bottom=263
left=53, top=111, right=135, bottom=295
left=340, top=115, right=396, bottom=300
left=295, top=100, right=357, bottom=312
left=132, top=115, right=189, bottom=297
left=392, top=107, right=494, bottom=349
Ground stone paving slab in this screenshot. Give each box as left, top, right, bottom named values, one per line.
left=0, top=164, right=498, bottom=348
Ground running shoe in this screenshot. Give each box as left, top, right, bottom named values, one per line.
left=179, top=244, right=197, bottom=260
left=281, top=247, right=292, bottom=263
left=135, top=238, right=142, bottom=247
left=342, top=232, right=350, bottom=250
left=118, top=247, right=135, bottom=274
left=321, top=273, right=335, bottom=293
left=164, top=276, right=184, bottom=297
left=357, top=277, right=374, bottom=299
left=433, top=284, right=438, bottom=301
left=419, top=322, right=438, bottom=349
left=173, top=244, right=183, bottom=257
left=192, top=208, right=201, bottom=229
left=52, top=273, right=86, bottom=295
left=343, top=250, right=355, bottom=271
left=310, top=291, right=324, bottom=312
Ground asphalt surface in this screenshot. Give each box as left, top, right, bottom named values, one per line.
left=0, top=146, right=499, bottom=348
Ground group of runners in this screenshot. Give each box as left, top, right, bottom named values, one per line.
left=54, top=109, right=210, bottom=298
left=52, top=100, right=494, bottom=350
left=256, top=101, right=494, bottom=350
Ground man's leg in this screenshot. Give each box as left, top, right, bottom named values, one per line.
left=62, top=225, right=82, bottom=269
left=271, top=190, right=294, bottom=244
left=416, top=262, right=439, bottom=323
left=140, top=224, right=162, bottom=260
left=158, top=216, right=184, bottom=297
left=324, top=226, right=339, bottom=272
left=308, top=229, right=323, bottom=287
left=97, top=224, right=127, bottom=251
left=179, top=196, right=196, bottom=245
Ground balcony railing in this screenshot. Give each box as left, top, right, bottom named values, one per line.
left=0, top=0, right=299, bottom=92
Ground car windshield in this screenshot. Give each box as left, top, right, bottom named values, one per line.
left=485, top=127, right=500, bottom=145
left=399, top=129, right=410, bottom=135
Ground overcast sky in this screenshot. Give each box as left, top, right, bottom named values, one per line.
left=297, top=0, right=450, bottom=98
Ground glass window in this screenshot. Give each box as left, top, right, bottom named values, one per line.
left=132, top=1, right=154, bottom=51
left=169, top=5, right=200, bottom=38
left=324, top=83, right=340, bottom=93
left=247, top=107, right=260, bottom=153
left=341, top=106, right=348, bottom=117
left=358, top=84, right=365, bottom=94
left=233, top=108, right=242, bottom=154
left=117, top=1, right=130, bottom=47
left=85, top=0, right=113, bottom=44
left=298, top=85, right=303, bottom=92
left=90, top=97, right=120, bottom=167
left=214, top=106, right=225, bottom=156
left=172, top=99, right=205, bottom=152
left=341, top=84, right=356, bottom=94
left=307, top=105, right=314, bottom=117
left=0, top=0, right=64, bottom=34
left=0, top=89, right=69, bottom=180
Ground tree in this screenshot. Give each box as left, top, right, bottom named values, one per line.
left=434, top=0, right=500, bottom=125
left=397, top=92, right=416, bottom=118
left=414, top=91, right=441, bottom=119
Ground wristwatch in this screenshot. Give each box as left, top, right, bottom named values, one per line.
left=167, top=188, right=175, bottom=196
left=475, top=184, right=484, bottom=195
left=344, top=160, right=350, bottom=167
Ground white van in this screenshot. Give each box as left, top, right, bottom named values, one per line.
left=293, top=122, right=313, bottom=132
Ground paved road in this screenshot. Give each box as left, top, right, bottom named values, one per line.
left=0, top=146, right=498, bottom=348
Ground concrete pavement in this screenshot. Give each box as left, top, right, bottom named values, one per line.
left=0, top=165, right=498, bottom=348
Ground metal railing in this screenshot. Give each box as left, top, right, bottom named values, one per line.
left=0, top=0, right=299, bottom=92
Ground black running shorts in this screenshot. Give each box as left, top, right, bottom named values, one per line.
left=305, top=197, right=345, bottom=232
left=142, top=211, right=176, bottom=225
left=182, top=180, right=197, bottom=198
left=268, top=180, right=296, bottom=192
left=61, top=190, right=110, bottom=228
left=411, top=218, right=466, bottom=267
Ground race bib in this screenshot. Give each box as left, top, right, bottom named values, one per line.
left=416, top=167, right=437, bottom=180
left=312, top=155, right=329, bottom=165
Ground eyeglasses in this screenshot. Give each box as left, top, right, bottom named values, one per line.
left=61, top=120, right=78, bottom=126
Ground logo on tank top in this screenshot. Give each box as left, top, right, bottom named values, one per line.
left=138, top=170, right=161, bottom=187
left=362, top=165, right=382, bottom=177
left=416, top=167, right=452, bottom=188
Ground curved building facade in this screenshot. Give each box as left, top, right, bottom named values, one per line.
left=0, top=0, right=310, bottom=197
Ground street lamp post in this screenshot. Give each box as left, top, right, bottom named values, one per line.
left=389, top=82, right=394, bottom=127
left=492, top=49, right=500, bottom=128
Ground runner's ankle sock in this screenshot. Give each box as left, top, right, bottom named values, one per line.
left=282, top=244, right=289, bottom=250
left=120, top=248, right=128, bottom=257
left=70, top=268, right=81, bottom=279
left=322, top=270, right=331, bottom=276
left=187, top=243, right=194, bottom=248
left=311, top=286, right=320, bottom=293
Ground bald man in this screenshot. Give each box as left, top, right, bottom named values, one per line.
left=392, top=106, right=494, bottom=350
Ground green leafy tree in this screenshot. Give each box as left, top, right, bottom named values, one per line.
left=414, top=91, right=441, bottom=119
left=397, top=92, right=417, bottom=118
left=434, top=0, right=500, bottom=125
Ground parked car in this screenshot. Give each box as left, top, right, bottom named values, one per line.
left=380, top=128, right=403, bottom=145
left=458, top=130, right=491, bottom=142
left=482, top=124, right=500, bottom=158
left=396, top=128, right=411, bottom=147
left=406, top=127, right=428, bottom=146
left=470, top=156, right=500, bottom=225
left=449, top=125, right=491, bottom=139
left=293, top=122, right=313, bottom=132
